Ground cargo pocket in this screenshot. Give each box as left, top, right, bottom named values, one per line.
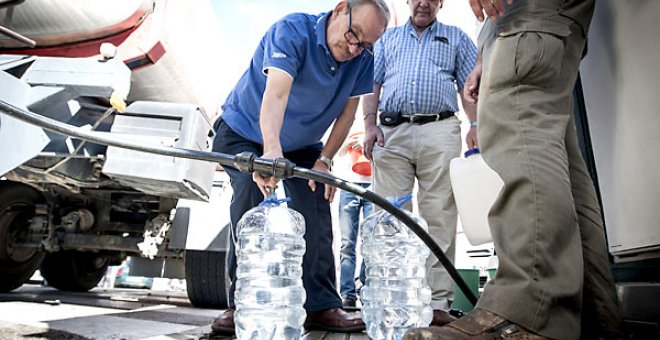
left=514, top=32, right=566, bottom=85
left=481, top=33, right=522, bottom=93
left=484, top=30, right=567, bottom=93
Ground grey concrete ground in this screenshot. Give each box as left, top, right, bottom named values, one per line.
left=0, top=285, right=369, bottom=340
left=0, top=285, right=218, bottom=339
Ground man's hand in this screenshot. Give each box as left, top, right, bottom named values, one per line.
left=464, top=59, right=482, bottom=105
left=469, top=0, right=513, bottom=22
left=363, top=125, right=384, bottom=161
left=347, top=133, right=363, bottom=151
left=338, top=133, right=364, bottom=157
left=308, top=159, right=336, bottom=202
left=253, top=148, right=283, bottom=197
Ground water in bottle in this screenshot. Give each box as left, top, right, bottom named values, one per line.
left=360, top=194, right=433, bottom=340
left=234, top=189, right=307, bottom=340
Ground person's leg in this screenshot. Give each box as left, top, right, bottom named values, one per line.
left=357, top=186, right=373, bottom=288
left=371, top=125, right=416, bottom=206
left=414, top=117, right=462, bottom=311
left=475, top=24, right=588, bottom=339
left=359, top=184, right=373, bottom=218
left=211, top=119, right=264, bottom=308
left=283, top=146, right=342, bottom=312
left=564, top=113, right=622, bottom=337
left=368, top=124, right=415, bottom=305
left=338, top=189, right=361, bottom=302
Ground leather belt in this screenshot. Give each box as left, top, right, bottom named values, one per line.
left=380, top=111, right=455, bottom=126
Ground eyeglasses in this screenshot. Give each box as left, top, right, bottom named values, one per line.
left=344, top=6, right=374, bottom=56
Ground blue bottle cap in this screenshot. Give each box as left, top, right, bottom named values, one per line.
left=259, top=196, right=290, bottom=206
left=387, top=194, right=413, bottom=208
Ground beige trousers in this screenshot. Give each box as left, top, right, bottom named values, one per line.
left=372, top=116, right=462, bottom=311
left=476, top=22, right=621, bottom=339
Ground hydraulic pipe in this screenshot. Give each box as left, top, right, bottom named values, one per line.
left=0, top=99, right=479, bottom=305
left=0, top=24, right=36, bottom=48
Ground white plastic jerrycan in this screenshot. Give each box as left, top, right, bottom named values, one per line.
left=449, top=148, right=504, bottom=246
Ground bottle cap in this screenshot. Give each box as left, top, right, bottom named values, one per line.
left=388, top=194, right=413, bottom=208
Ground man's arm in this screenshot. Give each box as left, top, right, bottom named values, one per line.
left=462, top=56, right=482, bottom=149
left=463, top=56, right=482, bottom=105
left=253, top=67, right=294, bottom=195
left=362, top=83, right=383, bottom=160
left=321, top=97, right=359, bottom=160
left=308, top=96, right=361, bottom=201
left=460, top=92, right=479, bottom=149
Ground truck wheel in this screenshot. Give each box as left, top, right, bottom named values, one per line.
left=41, top=251, right=109, bottom=292
left=0, top=182, right=45, bottom=292
left=185, top=250, right=228, bottom=308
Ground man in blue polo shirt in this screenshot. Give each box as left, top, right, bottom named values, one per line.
left=210, top=0, right=390, bottom=334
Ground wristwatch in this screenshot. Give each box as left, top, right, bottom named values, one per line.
left=318, top=155, right=333, bottom=170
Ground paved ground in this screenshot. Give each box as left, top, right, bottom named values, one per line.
left=0, top=285, right=369, bottom=340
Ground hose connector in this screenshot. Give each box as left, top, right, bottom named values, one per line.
left=233, top=152, right=295, bottom=180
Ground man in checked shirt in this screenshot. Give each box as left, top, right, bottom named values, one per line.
left=362, top=0, right=478, bottom=326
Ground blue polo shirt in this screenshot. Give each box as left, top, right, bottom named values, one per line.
left=219, top=12, right=374, bottom=152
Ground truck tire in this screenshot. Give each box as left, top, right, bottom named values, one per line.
left=0, top=182, right=46, bottom=292
left=185, top=250, right=228, bottom=308
left=41, top=251, right=109, bottom=292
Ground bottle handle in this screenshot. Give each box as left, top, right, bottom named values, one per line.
left=464, top=148, right=480, bottom=158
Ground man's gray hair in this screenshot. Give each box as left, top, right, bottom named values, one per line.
left=347, top=0, right=391, bottom=26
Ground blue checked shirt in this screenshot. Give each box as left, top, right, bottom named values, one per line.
left=374, top=20, right=477, bottom=114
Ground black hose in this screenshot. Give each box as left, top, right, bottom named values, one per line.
left=0, top=99, right=479, bottom=306
left=296, top=168, right=479, bottom=305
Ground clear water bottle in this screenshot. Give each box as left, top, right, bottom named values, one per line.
left=360, top=194, right=433, bottom=340
left=234, top=188, right=307, bottom=340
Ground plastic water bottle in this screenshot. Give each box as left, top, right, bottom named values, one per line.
left=449, top=148, right=504, bottom=246
left=360, top=194, right=433, bottom=340
left=234, top=188, right=307, bottom=340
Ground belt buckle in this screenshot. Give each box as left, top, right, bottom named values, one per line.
left=409, top=115, right=422, bottom=124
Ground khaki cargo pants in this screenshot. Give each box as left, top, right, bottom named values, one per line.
left=476, top=22, right=620, bottom=339
left=372, top=116, right=462, bottom=311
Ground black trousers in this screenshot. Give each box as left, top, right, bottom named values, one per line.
left=212, top=119, right=341, bottom=312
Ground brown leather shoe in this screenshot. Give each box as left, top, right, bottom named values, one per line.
left=403, top=308, right=549, bottom=339
left=211, top=308, right=235, bottom=334
left=431, top=309, right=457, bottom=326
left=305, top=307, right=366, bottom=333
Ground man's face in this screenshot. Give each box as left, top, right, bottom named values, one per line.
left=327, top=2, right=386, bottom=62
left=408, top=0, right=442, bottom=28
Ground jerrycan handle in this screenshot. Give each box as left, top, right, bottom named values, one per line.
left=464, top=147, right=480, bottom=158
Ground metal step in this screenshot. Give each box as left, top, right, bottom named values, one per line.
left=618, top=282, right=660, bottom=338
